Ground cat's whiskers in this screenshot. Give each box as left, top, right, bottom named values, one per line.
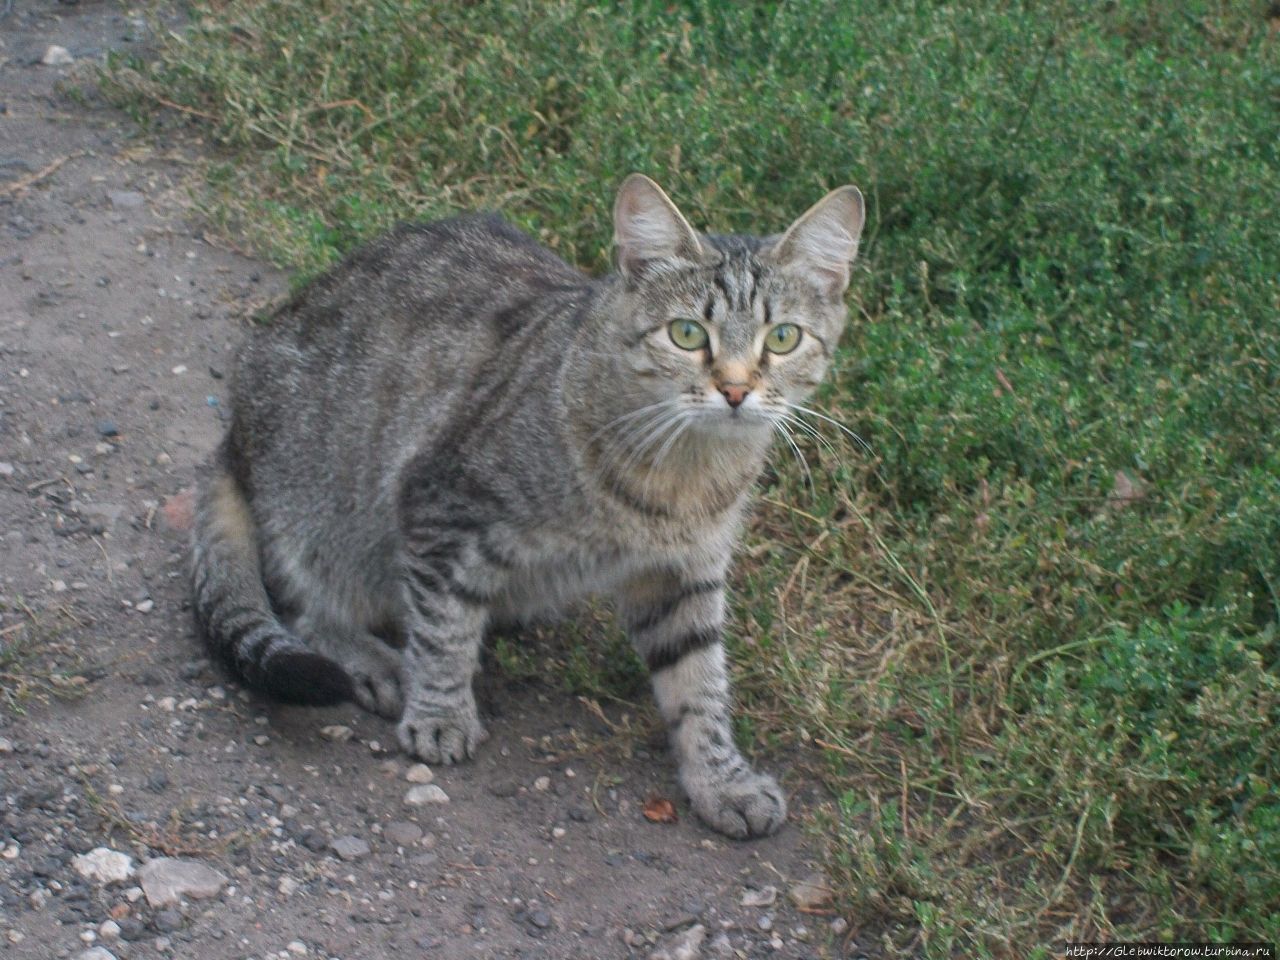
left=782, top=400, right=872, bottom=455
left=768, top=416, right=814, bottom=492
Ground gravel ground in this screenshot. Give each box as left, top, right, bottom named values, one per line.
left=0, top=3, right=857, bottom=959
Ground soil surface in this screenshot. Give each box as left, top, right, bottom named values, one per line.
left=0, top=4, right=852, bottom=959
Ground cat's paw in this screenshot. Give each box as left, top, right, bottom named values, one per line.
left=397, top=707, right=488, bottom=765
left=689, top=769, right=787, bottom=839
left=351, top=669, right=404, bottom=719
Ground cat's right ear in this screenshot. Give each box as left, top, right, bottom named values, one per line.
left=613, top=174, right=704, bottom=279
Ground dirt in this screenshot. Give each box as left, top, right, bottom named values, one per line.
left=0, top=4, right=850, bottom=958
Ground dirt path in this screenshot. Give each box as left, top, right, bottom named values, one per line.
left=0, top=4, right=844, bottom=959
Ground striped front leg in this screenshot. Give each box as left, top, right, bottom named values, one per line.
left=396, top=537, right=493, bottom=764
left=617, top=570, right=787, bottom=838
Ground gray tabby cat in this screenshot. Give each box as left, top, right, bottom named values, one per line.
left=191, top=175, right=864, bottom=838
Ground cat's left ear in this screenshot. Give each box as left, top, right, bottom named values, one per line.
left=769, top=185, right=865, bottom=299
left=613, top=174, right=704, bottom=279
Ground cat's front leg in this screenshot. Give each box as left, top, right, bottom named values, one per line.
left=617, top=570, right=787, bottom=838
left=396, top=543, right=491, bottom=764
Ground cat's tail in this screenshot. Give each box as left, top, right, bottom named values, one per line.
left=191, top=445, right=354, bottom=705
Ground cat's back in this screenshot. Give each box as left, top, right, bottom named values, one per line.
left=264, top=213, right=590, bottom=347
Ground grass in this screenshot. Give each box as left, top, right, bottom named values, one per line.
left=108, top=0, right=1279, bottom=953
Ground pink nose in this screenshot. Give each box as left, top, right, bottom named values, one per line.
left=720, top=384, right=749, bottom=408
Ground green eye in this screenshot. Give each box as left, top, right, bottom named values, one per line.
left=764, top=323, right=802, bottom=354
left=669, top=318, right=710, bottom=351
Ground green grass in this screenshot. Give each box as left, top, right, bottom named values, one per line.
left=108, top=0, right=1280, bottom=952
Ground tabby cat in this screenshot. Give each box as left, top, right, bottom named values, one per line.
left=191, top=175, right=864, bottom=838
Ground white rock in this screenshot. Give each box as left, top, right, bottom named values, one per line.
left=74, top=949, right=116, bottom=960
left=98, top=920, right=121, bottom=940
left=286, top=940, right=308, bottom=955
left=41, top=45, right=74, bottom=66
left=278, top=876, right=300, bottom=897
left=740, top=885, right=777, bottom=907
left=319, top=725, right=353, bottom=742
left=404, top=763, right=434, bottom=784
left=0, top=737, right=13, bottom=754
left=648, top=923, right=706, bottom=960
left=72, top=848, right=135, bottom=885
left=135, top=599, right=155, bottom=614
left=138, top=857, right=227, bottom=907
left=403, top=784, right=449, bottom=806
left=533, top=776, right=551, bottom=792
left=0, top=462, right=15, bottom=478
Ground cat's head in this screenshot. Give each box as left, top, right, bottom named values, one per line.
left=607, top=174, right=864, bottom=439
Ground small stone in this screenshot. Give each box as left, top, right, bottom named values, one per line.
left=319, top=724, right=353, bottom=742
left=648, top=923, right=705, bottom=960
left=135, top=599, right=155, bottom=614
left=329, top=835, right=372, bottom=861
left=0, top=462, right=14, bottom=478
left=138, top=857, right=228, bottom=906
left=277, top=876, right=300, bottom=897
left=830, top=917, right=849, bottom=935
left=757, top=915, right=773, bottom=932
left=488, top=779, right=518, bottom=798
left=529, top=909, right=552, bottom=930
left=98, top=920, right=121, bottom=940
left=153, top=908, right=184, bottom=933
left=708, top=931, right=733, bottom=956
left=74, top=949, right=116, bottom=960
left=788, top=872, right=833, bottom=910
left=286, top=941, right=308, bottom=955
left=116, top=918, right=146, bottom=941
left=403, top=784, right=449, bottom=806
left=0, top=737, right=13, bottom=754
left=551, top=826, right=566, bottom=840
left=533, top=776, right=551, bottom=792
left=404, top=763, right=434, bottom=784
left=740, top=885, right=777, bottom=908
left=171, top=365, right=188, bottom=375
left=41, top=45, right=74, bottom=65
left=72, top=848, right=135, bottom=885
left=96, top=420, right=120, bottom=438
left=384, top=821, right=423, bottom=846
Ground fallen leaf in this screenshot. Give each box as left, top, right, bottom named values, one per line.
left=160, top=488, right=196, bottom=532
left=642, top=795, right=678, bottom=824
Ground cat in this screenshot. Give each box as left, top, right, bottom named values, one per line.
left=190, top=174, right=864, bottom=838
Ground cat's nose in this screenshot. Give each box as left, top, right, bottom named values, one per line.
left=719, top=384, right=750, bottom=408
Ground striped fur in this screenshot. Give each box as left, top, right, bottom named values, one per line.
left=191, top=175, right=864, bottom=838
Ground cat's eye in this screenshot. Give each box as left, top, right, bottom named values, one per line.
left=669, top=319, right=710, bottom=351
left=764, top=323, right=802, bottom=354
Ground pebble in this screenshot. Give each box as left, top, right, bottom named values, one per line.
left=383, top=821, right=423, bottom=846
left=0, top=462, right=14, bottom=478
left=740, top=885, right=777, bottom=908
left=319, top=725, right=353, bottom=742
left=830, top=917, right=849, bottom=935
left=551, top=826, right=566, bottom=840
left=0, top=737, right=13, bottom=754
left=74, top=949, right=116, bottom=960
left=98, top=920, right=121, bottom=940
left=708, top=931, right=733, bottom=956
left=107, top=190, right=144, bottom=209
left=757, top=915, right=774, bottom=932
left=488, top=779, right=518, bottom=798
left=329, top=835, right=372, bottom=861
left=72, top=848, right=135, bottom=885
left=277, top=876, right=300, bottom=897
left=135, top=599, right=155, bottom=614
left=96, top=420, right=120, bottom=438
left=138, top=857, right=228, bottom=906
left=403, top=784, right=449, bottom=806
left=528, top=909, right=552, bottom=930
left=153, top=909, right=184, bottom=933
left=788, top=872, right=833, bottom=910
left=404, top=763, right=434, bottom=784
left=41, top=44, right=74, bottom=65
left=286, top=941, right=308, bottom=955
left=533, top=776, right=551, bottom=792
left=648, top=923, right=705, bottom=960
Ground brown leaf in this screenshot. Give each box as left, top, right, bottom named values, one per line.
left=1108, top=470, right=1146, bottom=509
left=642, top=795, right=678, bottom=824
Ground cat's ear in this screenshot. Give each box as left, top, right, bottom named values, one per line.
left=613, top=174, right=704, bottom=279
left=770, top=185, right=865, bottom=299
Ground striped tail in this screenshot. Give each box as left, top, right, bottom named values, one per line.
left=190, top=447, right=354, bottom=705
